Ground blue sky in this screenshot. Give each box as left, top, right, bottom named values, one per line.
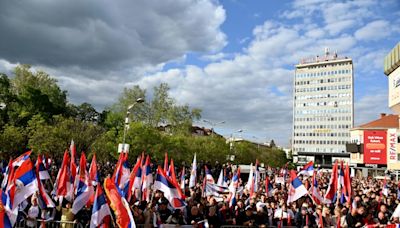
left=0, top=0, right=399, bottom=146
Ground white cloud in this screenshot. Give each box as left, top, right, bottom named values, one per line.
left=355, top=20, right=391, bottom=41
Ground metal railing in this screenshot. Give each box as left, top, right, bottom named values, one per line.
left=14, top=219, right=85, bottom=228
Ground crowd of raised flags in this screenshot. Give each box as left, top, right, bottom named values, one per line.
left=2, top=142, right=400, bottom=227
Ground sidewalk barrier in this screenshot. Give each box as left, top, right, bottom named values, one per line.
left=14, top=219, right=85, bottom=228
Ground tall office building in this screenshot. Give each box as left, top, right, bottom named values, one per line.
left=292, top=49, right=354, bottom=167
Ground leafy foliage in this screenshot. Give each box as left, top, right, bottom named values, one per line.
left=0, top=65, right=288, bottom=168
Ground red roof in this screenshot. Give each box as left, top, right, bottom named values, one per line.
left=357, top=114, right=399, bottom=129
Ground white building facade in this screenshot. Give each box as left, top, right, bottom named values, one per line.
left=292, top=50, right=354, bottom=166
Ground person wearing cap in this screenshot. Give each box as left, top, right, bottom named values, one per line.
left=156, top=199, right=171, bottom=224
left=237, top=205, right=256, bottom=226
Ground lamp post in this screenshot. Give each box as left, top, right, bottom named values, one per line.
left=252, top=136, right=260, bottom=152
left=120, top=97, right=144, bottom=153
left=203, top=119, right=225, bottom=136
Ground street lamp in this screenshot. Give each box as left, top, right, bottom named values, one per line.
left=203, top=119, right=225, bottom=136
left=120, top=98, right=145, bottom=153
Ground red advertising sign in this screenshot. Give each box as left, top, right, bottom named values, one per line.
left=364, top=130, right=387, bottom=165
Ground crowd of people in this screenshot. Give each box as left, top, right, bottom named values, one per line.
left=2, top=155, right=400, bottom=228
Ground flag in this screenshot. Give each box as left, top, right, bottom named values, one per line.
left=311, top=171, right=324, bottom=205
left=254, top=160, right=260, bottom=194
left=113, top=153, right=130, bottom=196
left=70, top=140, right=77, bottom=193
left=1, top=159, right=12, bottom=190
left=35, top=156, right=55, bottom=209
left=55, top=151, right=72, bottom=200
left=265, top=176, right=273, bottom=197
left=338, top=161, right=346, bottom=204
left=344, top=163, right=351, bottom=203
left=217, top=168, right=228, bottom=187
left=205, top=183, right=230, bottom=201
left=204, top=166, right=215, bottom=184
left=11, top=158, right=38, bottom=210
left=153, top=167, right=186, bottom=209
left=89, top=154, right=99, bottom=186
left=104, top=178, right=136, bottom=228
left=11, top=151, right=31, bottom=167
left=36, top=155, right=50, bottom=180
left=72, top=153, right=94, bottom=214
left=298, top=161, right=314, bottom=177
left=168, top=159, right=178, bottom=185
left=324, top=160, right=338, bottom=204
left=189, top=153, right=197, bottom=188
left=127, top=155, right=142, bottom=202
left=164, top=152, right=169, bottom=173
left=287, top=170, right=308, bottom=203
left=0, top=189, right=12, bottom=228
left=245, top=163, right=254, bottom=194
left=180, top=167, right=185, bottom=191
left=90, top=185, right=111, bottom=228
left=228, top=169, right=240, bottom=207
left=141, top=155, right=153, bottom=201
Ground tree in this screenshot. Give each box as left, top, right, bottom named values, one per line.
left=0, top=124, right=26, bottom=159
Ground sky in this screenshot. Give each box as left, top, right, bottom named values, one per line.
left=0, top=0, right=399, bottom=146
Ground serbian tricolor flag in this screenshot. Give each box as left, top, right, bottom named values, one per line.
left=55, top=150, right=73, bottom=202
left=72, top=153, right=94, bottom=214
left=89, top=154, right=99, bottom=186
left=1, top=189, right=12, bottom=228
left=265, top=176, right=273, bottom=197
left=104, top=178, right=136, bottom=228
left=338, top=161, right=346, bottom=204
left=324, top=160, right=338, bottom=204
left=228, top=170, right=240, bottom=207
left=127, top=155, right=142, bottom=201
left=311, top=171, right=324, bottom=205
left=298, top=161, right=314, bottom=177
left=189, top=153, right=197, bottom=188
left=35, top=156, right=55, bottom=209
left=153, top=167, right=186, bottom=209
left=168, top=159, right=178, bottom=185
left=11, top=158, right=38, bottom=210
left=11, top=151, right=31, bottom=167
left=141, top=155, right=153, bottom=201
left=205, top=166, right=215, bottom=184
left=113, top=153, right=130, bottom=196
left=344, top=163, right=351, bottom=203
left=36, top=155, right=50, bottom=180
left=1, top=159, right=12, bottom=190
left=287, top=170, right=308, bottom=204
left=254, top=160, right=260, bottom=192
left=90, top=185, right=111, bottom=228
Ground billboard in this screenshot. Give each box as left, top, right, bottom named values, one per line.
left=364, top=130, right=387, bottom=165
left=388, top=129, right=397, bottom=163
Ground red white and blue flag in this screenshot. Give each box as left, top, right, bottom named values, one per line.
left=35, top=155, right=55, bottom=209
left=127, top=155, right=142, bottom=201
left=72, top=153, right=94, bottom=214
left=89, top=154, right=99, bottom=186
left=228, top=169, right=240, bottom=207
left=189, top=153, right=197, bottom=188
left=90, top=185, right=111, bottom=228
left=11, top=151, right=31, bottom=167
left=287, top=170, right=308, bottom=204
left=153, top=167, right=186, bottom=209
left=0, top=189, right=12, bottom=228
left=112, top=153, right=130, bottom=197
left=311, top=171, right=324, bottom=205
left=70, top=140, right=77, bottom=194
left=167, top=159, right=178, bottom=185
left=180, top=167, right=185, bottom=191
left=141, top=155, right=153, bottom=201
left=324, top=160, right=338, bottom=204
left=11, top=158, right=38, bottom=210
left=54, top=150, right=73, bottom=202
left=265, top=176, right=273, bottom=197
left=36, top=155, right=50, bottom=180
left=204, top=165, right=215, bottom=184
left=1, top=159, right=12, bottom=190
left=298, top=161, right=314, bottom=177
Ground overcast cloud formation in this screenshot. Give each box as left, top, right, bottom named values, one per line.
left=0, top=0, right=399, bottom=146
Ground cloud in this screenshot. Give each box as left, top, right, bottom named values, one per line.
left=0, top=0, right=226, bottom=72
left=354, top=20, right=391, bottom=41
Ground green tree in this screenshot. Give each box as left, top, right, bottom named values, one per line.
left=0, top=124, right=26, bottom=159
